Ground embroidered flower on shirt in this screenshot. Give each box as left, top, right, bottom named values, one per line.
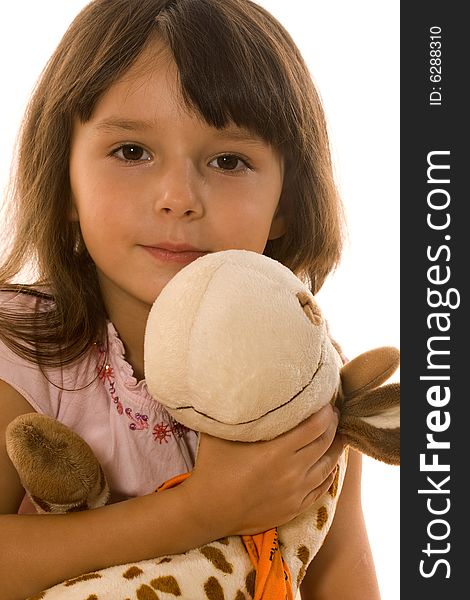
left=153, top=421, right=172, bottom=444
left=126, top=408, right=149, bottom=431
left=95, top=346, right=189, bottom=442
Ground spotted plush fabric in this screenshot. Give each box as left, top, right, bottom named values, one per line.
left=31, top=452, right=348, bottom=600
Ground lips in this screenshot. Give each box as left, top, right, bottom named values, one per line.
left=142, top=243, right=209, bottom=265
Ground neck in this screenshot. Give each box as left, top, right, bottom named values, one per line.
left=112, top=314, right=147, bottom=382
left=100, top=291, right=152, bottom=383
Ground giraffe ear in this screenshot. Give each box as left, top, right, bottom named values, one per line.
left=338, top=347, right=400, bottom=465
left=338, top=383, right=400, bottom=465
left=340, top=347, right=400, bottom=397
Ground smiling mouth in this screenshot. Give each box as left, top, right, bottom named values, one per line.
left=174, top=343, right=325, bottom=425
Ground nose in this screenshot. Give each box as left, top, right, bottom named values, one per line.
left=153, top=160, right=204, bottom=219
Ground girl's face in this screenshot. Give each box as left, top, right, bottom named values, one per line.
left=70, top=41, right=285, bottom=321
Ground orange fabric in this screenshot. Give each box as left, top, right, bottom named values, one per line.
left=156, top=472, right=294, bottom=600
left=156, top=472, right=192, bottom=491
left=242, top=529, right=294, bottom=600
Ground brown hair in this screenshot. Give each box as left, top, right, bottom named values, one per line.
left=0, top=0, right=344, bottom=368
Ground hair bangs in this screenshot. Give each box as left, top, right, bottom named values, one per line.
left=157, top=0, right=295, bottom=150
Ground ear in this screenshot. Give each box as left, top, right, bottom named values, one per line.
left=268, top=205, right=286, bottom=240
left=338, top=383, right=400, bottom=465
left=340, top=347, right=400, bottom=397
left=337, top=346, right=400, bottom=465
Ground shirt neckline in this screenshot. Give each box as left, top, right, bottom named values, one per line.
left=106, top=321, right=153, bottom=402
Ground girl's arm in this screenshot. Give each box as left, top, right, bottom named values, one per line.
left=300, top=449, right=382, bottom=600
left=0, top=379, right=343, bottom=600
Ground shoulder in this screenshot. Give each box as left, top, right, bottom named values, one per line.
left=0, top=288, right=93, bottom=414
left=0, top=289, right=45, bottom=372
left=0, top=286, right=54, bottom=307
left=0, top=287, right=54, bottom=367
left=0, top=379, right=37, bottom=424
left=0, top=332, right=57, bottom=415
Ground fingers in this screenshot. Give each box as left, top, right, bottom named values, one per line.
left=307, top=434, right=344, bottom=480
left=289, top=403, right=338, bottom=450
left=298, top=436, right=344, bottom=511
left=300, top=466, right=338, bottom=511
left=192, top=404, right=345, bottom=536
left=295, top=404, right=339, bottom=459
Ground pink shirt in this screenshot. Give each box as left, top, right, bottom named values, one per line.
left=0, top=292, right=198, bottom=514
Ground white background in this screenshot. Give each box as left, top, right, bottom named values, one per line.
left=0, top=2, right=400, bottom=598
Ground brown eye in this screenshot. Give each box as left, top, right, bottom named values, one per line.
left=114, top=144, right=151, bottom=162
left=210, top=154, right=248, bottom=172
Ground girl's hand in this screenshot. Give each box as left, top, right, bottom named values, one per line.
left=181, top=404, right=343, bottom=538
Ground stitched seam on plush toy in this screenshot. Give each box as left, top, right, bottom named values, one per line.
left=176, top=343, right=325, bottom=425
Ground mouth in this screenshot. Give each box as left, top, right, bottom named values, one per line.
left=174, top=343, right=326, bottom=425
left=142, top=243, right=209, bottom=265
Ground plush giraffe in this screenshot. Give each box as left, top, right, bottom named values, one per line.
left=6, top=250, right=400, bottom=600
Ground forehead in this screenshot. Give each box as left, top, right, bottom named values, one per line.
left=90, top=39, right=183, bottom=120
left=86, top=38, right=273, bottom=150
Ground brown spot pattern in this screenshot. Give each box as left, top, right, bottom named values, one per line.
left=123, top=566, right=144, bottom=579
left=156, top=557, right=172, bottom=564
left=296, top=545, right=310, bottom=565
left=245, top=569, right=256, bottom=598
left=204, top=576, right=225, bottom=600
left=296, top=545, right=311, bottom=588
left=64, top=573, right=102, bottom=586
left=235, top=592, right=247, bottom=600
left=316, top=505, right=329, bottom=529
left=150, top=576, right=181, bottom=595
left=199, top=545, right=233, bottom=573
left=216, top=537, right=230, bottom=545
left=328, top=467, right=340, bottom=498
left=85, top=596, right=98, bottom=600
left=136, top=584, right=159, bottom=600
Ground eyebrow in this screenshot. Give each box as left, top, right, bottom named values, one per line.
left=93, top=117, right=154, bottom=133
left=93, top=117, right=267, bottom=146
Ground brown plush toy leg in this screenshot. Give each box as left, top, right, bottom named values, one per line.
left=6, top=413, right=109, bottom=513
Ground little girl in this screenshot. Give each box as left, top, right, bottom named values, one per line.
left=0, top=1, right=381, bottom=598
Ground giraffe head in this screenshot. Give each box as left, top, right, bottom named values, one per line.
left=145, top=250, right=399, bottom=463
left=145, top=250, right=341, bottom=442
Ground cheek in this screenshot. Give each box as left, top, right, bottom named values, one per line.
left=242, top=181, right=283, bottom=232
left=71, top=165, right=132, bottom=224
left=216, top=203, right=278, bottom=251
